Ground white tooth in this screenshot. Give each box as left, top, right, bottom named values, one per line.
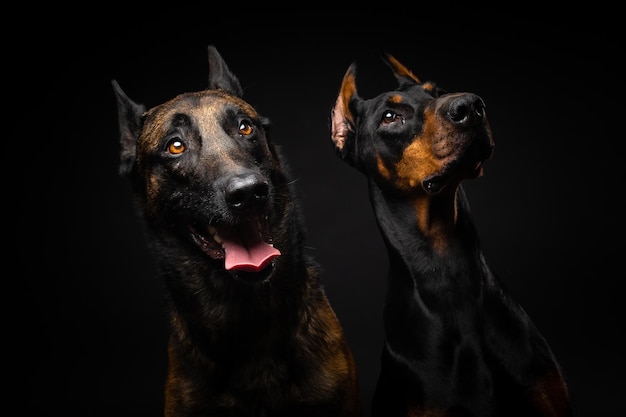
left=208, top=225, right=217, bottom=234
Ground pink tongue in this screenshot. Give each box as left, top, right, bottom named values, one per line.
left=222, top=224, right=281, bottom=272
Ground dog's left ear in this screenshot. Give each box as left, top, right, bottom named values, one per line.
left=207, top=45, right=244, bottom=98
left=112, top=79, right=146, bottom=176
left=330, top=62, right=359, bottom=165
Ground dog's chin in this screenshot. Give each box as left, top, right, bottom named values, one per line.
left=227, top=261, right=277, bottom=284
left=423, top=154, right=489, bottom=194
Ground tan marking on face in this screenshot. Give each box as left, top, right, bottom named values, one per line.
left=394, top=110, right=443, bottom=192
left=379, top=151, right=452, bottom=253
left=376, top=154, right=391, bottom=180
left=426, top=108, right=460, bottom=161
left=389, top=94, right=403, bottom=104
left=422, top=81, right=435, bottom=91
left=395, top=141, right=439, bottom=190
left=390, top=107, right=460, bottom=253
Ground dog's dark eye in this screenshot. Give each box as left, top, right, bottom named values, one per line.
left=167, top=138, right=186, bottom=155
left=381, top=111, right=404, bottom=125
left=239, top=120, right=254, bottom=136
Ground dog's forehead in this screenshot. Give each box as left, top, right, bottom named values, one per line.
left=137, top=90, right=261, bottom=152
left=368, top=86, right=435, bottom=111
left=149, top=90, right=258, bottom=120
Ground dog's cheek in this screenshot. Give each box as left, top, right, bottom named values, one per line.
left=254, top=142, right=282, bottom=180
left=139, top=162, right=190, bottom=217
left=356, top=129, right=392, bottom=178
left=141, top=171, right=173, bottom=217
left=394, top=138, right=442, bottom=192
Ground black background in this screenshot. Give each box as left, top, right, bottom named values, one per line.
left=12, top=8, right=623, bottom=416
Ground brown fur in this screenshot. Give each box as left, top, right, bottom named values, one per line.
left=113, top=45, right=362, bottom=417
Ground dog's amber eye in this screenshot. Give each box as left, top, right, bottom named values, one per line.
left=238, top=120, right=254, bottom=136
left=167, top=138, right=186, bottom=155
left=381, top=111, right=402, bottom=125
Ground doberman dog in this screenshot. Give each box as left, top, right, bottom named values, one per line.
left=112, top=45, right=362, bottom=417
left=329, top=51, right=573, bottom=417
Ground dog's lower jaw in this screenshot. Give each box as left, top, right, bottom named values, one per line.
left=230, top=261, right=277, bottom=283
left=188, top=235, right=278, bottom=284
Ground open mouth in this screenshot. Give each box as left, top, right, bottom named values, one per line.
left=188, top=216, right=281, bottom=274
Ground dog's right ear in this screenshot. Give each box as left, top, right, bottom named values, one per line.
left=111, top=79, right=145, bottom=176
left=330, top=62, right=359, bottom=166
left=380, top=50, right=421, bottom=86
left=380, top=50, right=444, bottom=95
left=207, top=45, right=244, bottom=98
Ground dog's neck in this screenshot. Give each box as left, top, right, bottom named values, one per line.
left=369, top=179, right=483, bottom=253
left=369, top=180, right=501, bottom=398
left=368, top=179, right=489, bottom=310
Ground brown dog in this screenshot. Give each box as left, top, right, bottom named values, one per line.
left=112, top=45, right=362, bottom=417
left=330, top=51, right=573, bottom=417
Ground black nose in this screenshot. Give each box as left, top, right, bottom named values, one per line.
left=224, top=172, right=269, bottom=213
left=447, top=93, right=486, bottom=127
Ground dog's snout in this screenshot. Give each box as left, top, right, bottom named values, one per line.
left=447, top=94, right=486, bottom=127
left=224, top=173, right=269, bottom=213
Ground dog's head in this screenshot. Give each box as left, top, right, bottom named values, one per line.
left=330, top=51, right=494, bottom=196
left=113, top=46, right=289, bottom=283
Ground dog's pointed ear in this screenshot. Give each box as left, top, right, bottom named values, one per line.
left=380, top=50, right=421, bottom=85
left=112, top=79, right=145, bottom=176
left=330, top=62, right=359, bottom=164
left=207, top=45, right=244, bottom=97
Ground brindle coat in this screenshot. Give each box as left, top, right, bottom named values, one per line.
left=113, top=45, right=362, bottom=417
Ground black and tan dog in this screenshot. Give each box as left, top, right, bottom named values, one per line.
left=330, top=52, right=573, bottom=417
left=112, top=45, right=362, bottom=417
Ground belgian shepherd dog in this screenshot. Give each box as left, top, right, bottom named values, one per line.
left=112, top=45, right=362, bottom=417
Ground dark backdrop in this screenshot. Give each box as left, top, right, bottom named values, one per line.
left=12, top=8, right=622, bottom=417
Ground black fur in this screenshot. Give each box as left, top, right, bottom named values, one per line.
left=330, top=51, right=573, bottom=417
left=113, top=45, right=362, bottom=417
